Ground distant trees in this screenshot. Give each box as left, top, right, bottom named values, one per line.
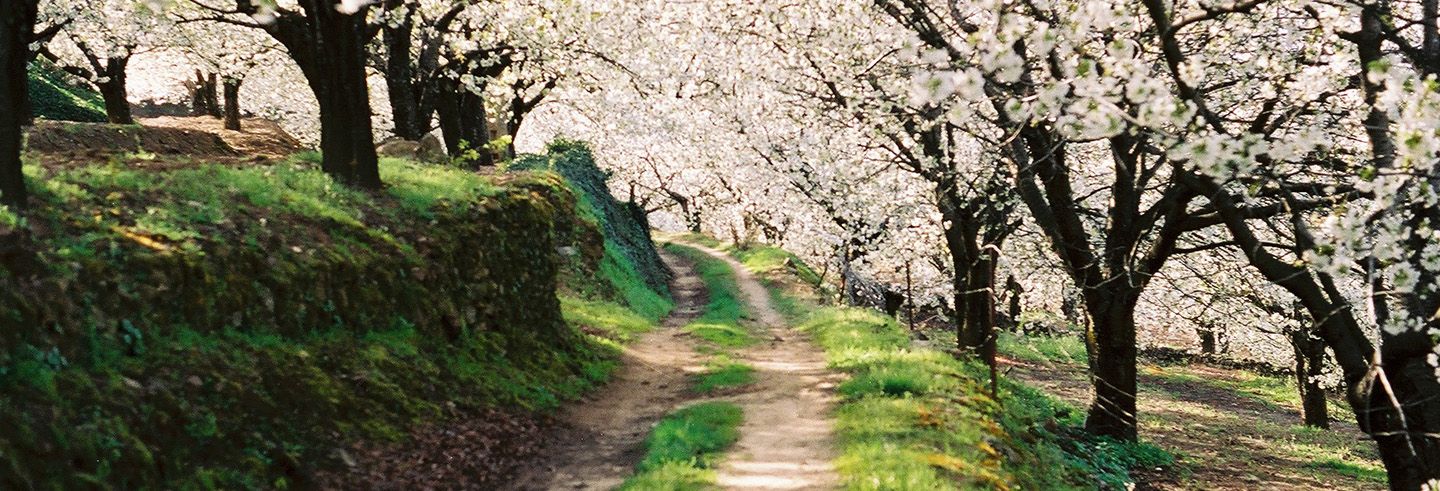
left=541, top=0, right=1439, bottom=487
left=189, top=0, right=383, bottom=187
left=38, top=0, right=169, bottom=124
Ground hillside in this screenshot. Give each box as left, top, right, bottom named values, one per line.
left=26, top=60, right=107, bottom=123
left=0, top=144, right=671, bottom=488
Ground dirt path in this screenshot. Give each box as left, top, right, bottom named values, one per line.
left=503, top=251, right=709, bottom=490
left=681, top=243, right=842, bottom=491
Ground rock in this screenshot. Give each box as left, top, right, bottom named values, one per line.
left=418, top=133, right=446, bottom=162
left=376, top=138, right=422, bottom=160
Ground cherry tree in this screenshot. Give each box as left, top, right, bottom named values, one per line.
left=0, top=0, right=39, bottom=208
left=38, top=0, right=171, bottom=124
left=170, top=19, right=283, bottom=130
left=189, top=0, right=382, bottom=187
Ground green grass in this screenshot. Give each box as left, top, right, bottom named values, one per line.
left=620, top=402, right=744, bottom=490
left=601, top=240, right=674, bottom=322
left=1305, top=457, right=1387, bottom=483
left=798, top=307, right=1172, bottom=490
left=379, top=157, right=501, bottom=217
left=997, top=331, right=1089, bottom=365
left=674, top=233, right=823, bottom=286
left=562, top=296, right=659, bottom=345
left=663, top=243, right=756, bottom=349
left=692, top=356, right=756, bottom=394
left=27, top=60, right=107, bottom=122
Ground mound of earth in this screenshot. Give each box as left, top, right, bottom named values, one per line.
left=25, top=120, right=237, bottom=158
left=142, top=115, right=305, bottom=158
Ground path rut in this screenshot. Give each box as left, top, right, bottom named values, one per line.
left=504, top=243, right=842, bottom=490
left=503, top=251, right=708, bottom=490
left=683, top=243, right=842, bottom=491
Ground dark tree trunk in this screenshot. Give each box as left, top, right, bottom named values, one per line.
left=1083, top=291, right=1141, bottom=441
left=1289, top=329, right=1330, bottom=429
left=1005, top=275, right=1023, bottom=331
left=1197, top=323, right=1218, bottom=355
left=96, top=57, right=132, bottom=124
left=222, top=77, right=242, bottom=131
left=1191, top=174, right=1440, bottom=489
left=382, top=7, right=424, bottom=140
left=434, top=78, right=462, bottom=156
left=458, top=86, right=492, bottom=167
left=258, top=2, right=381, bottom=188
left=192, top=71, right=220, bottom=117
left=940, top=189, right=1003, bottom=373
left=0, top=0, right=37, bottom=208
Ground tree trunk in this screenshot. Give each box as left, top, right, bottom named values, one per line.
left=1197, top=324, right=1218, bottom=355
left=458, top=87, right=492, bottom=167
left=222, top=77, right=242, bottom=131
left=1083, top=292, right=1141, bottom=441
left=1192, top=175, right=1440, bottom=487
left=266, top=6, right=381, bottom=189
left=382, top=10, right=424, bottom=140
left=311, top=80, right=379, bottom=188
left=0, top=0, right=36, bottom=208
left=1289, top=329, right=1330, bottom=429
left=434, top=79, right=462, bottom=156
left=191, top=71, right=220, bottom=118
left=1005, top=275, right=1023, bottom=331
left=97, top=57, right=132, bottom=124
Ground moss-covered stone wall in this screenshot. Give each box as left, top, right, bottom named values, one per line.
left=0, top=158, right=616, bottom=488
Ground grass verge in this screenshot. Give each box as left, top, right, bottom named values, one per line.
left=620, top=402, right=744, bottom=490
left=800, top=307, right=1172, bottom=490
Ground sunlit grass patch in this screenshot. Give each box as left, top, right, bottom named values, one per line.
left=561, top=296, right=657, bottom=343
left=795, top=304, right=1171, bottom=489
left=1305, top=458, right=1387, bottom=483
left=380, top=158, right=500, bottom=216
left=997, top=331, right=1088, bottom=365
left=620, top=402, right=743, bottom=490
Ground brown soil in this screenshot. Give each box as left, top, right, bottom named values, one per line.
left=24, top=120, right=236, bottom=157
left=1001, top=357, right=1386, bottom=490
left=683, top=243, right=843, bottom=491
left=503, top=250, right=711, bottom=490
left=23, top=116, right=304, bottom=171
left=141, top=115, right=305, bottom=158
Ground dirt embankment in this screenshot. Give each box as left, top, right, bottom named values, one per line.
left=24, top=116, right=305, bottom=169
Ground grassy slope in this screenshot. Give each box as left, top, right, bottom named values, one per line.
left=0, top=153, right=670, bottom=488
left=706, top=238, right=1174, bottom=490
left=27, top=61, right=107, bottom=123
left=997, top=333, right=1385, bottom=487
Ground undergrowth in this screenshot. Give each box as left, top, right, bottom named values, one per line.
left=692, top=235, right=1181, bottom=490
left=619, top=402, right=744, bottom=490
left=800, top=308, right=1173, bottom=490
